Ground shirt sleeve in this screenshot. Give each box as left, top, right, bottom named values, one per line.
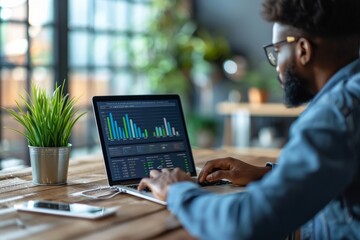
left=167, top=103, right=359, bottom=240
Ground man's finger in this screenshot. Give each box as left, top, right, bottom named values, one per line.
left=198, top=162, right=216, bottom=182
left=206, top=170, right=229, bottom=182
left=138, top=178, right=151, bottom=191
left=161, top=168, right=171, bottom=173
left=198, top=169, right=208, bottom=183
left=149, top=170, right=161, bottom=178
left=198, top=159, right=231, bottom=182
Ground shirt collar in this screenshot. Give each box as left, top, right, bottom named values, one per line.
left=307, top=58, right=360, bottom=108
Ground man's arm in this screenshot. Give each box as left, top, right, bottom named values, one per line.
left=166, top=104, right=358, bottom=239
left=139, top=104, right=358, bottom=240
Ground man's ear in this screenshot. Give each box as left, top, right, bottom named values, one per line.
left=296, top=38, right=313, bottom=66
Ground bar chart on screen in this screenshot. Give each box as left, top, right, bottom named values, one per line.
left=102, top=111, right=182, bottom=142
left=105, top=112, right=180, bottom=140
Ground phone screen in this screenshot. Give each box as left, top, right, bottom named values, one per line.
left=32, top=201, right=104, bottom=213
left=14, top=200, right=117, bottom=219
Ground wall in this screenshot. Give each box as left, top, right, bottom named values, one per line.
left=192, top=1, right=288, bottom=148
left=193, top=0, right=273, bottom=66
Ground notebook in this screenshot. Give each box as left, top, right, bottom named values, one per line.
left=92, top=95, right=243, bottom=205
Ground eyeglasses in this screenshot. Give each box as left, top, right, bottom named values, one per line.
left=263, top=36, right=298, bottom=67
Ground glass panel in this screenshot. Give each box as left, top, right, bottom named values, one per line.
left=70, top=109, right=100, bottom=149
left=69, top=69, right=110, bottom=106
left=30, top=27, right=54, bottom=65
left=132, top=3, right=150, bottom=32
left=69, top=0, right=91, bottom=27
left=2, top=114, right=28, bottom=164
left=31, top=67, right=54, bottom=93
left=0, top=0, right=26, bottom=21
left=0, top=23, right=28, bottom=65
left=69, top=70, right=89, bottom=107
left=110, top=71, right=133, bottom=95
left=1, top=67, right=27, bottom=107
left=133, top=73, right=150, bottom=94
left=109, top=0, right=128, bottom=31
left=94, top=0, right=130, bottom=31
left=69, top=109, right=99, bottom=150
left=29, top=0, right=54, bottom=26
left=94, top=0, right=109, bottom=30
left=70, top=111, right=89, bottom=148
left=94, top=34, right=109, bottom=66
left=92, top=69, right=110, bottom=95
left=69, top=32, right=89, bottom=66
left=65, top=0, right=154, bottom=155
left=112, top=36, right=128, bottom=67
left=131, top=35, right=148, bottom=68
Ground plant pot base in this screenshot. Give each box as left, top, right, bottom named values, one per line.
left=32, top=182, right=67, bottom=186
left=29, top=145, right=71, bottom=185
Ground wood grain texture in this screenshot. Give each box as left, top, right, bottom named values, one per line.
left=0, top=148, right=275, bottom=239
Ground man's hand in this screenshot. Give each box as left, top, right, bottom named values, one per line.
left=198, top=157, right=271, bottom=186
left=138, top=168, right=193, bottom=201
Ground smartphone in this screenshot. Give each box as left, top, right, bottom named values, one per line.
left=14, top=200, right=117, bottom=219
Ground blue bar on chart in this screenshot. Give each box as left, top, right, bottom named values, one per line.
left=153, top=117, right=179, bottom=137
left=106, top=113, right=149, bottom=140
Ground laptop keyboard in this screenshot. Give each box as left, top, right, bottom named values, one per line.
left=127, top=180, right=231, bottom=192
left=127, top=185, right=151, bottom=192
left=198, top=179, right=232, bottom=187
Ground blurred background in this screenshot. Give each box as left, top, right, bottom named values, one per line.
left=0, top=0, right=299, bottom=171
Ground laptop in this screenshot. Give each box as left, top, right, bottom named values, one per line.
left=92, top=94, right=243, bottom=205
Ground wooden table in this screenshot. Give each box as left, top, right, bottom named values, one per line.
left=0, top=148, right=277, bottom=239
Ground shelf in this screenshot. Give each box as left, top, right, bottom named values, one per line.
left=216, top=102, right=306, bottom=147
left=217, top=102, right=306, bottom=117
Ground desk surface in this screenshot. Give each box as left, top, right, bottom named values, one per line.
left=0, top=148, right=277, bottom=239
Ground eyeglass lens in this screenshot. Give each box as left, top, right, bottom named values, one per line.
left=266, top=47, right=277, bottom=66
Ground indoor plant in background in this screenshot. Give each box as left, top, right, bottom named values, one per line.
left=140, top=0, right=230, bottom=112
left=245, top=70, right=270, bottom=104
left=6, top=82, right=85, bottom=185
left=244, top=63, right=279, bottom=104
left=139, top=0, right=229, bottom=146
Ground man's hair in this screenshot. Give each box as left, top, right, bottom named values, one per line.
left=262, top=0, right=360, bottom=37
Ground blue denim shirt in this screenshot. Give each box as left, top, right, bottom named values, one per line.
left=167, top=58, right=360, bottom=240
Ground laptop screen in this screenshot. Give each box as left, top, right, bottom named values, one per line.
left=92, top=95, right=196, bottom=185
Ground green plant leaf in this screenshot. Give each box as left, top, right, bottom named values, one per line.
left=5, top=81, right=86, bottom=147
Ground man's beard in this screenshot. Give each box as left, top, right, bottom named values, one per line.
left=281, top=64, right=314, bottom=107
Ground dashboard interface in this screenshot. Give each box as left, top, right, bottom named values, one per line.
left=95, top=97, right=195, bottom=182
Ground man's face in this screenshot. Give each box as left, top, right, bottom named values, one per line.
left=272, top=23, right=315, bottom=107
left=282, top=63, right=315, bottom=107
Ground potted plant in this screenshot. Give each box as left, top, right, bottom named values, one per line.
left=244, top=63, right=279, bottom=104
left=245, top=70, right=269, bottom=104
left=6, top=82, right=85, bottom=185
left=138, top=0, right=230, bottom=113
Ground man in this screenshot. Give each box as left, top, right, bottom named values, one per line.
left=138, top=0, right=360, bottom=239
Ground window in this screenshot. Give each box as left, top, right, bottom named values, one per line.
left=0, top=0, right=154, bottom=166
left=68, top=0, right=153, bottom=153
left=0, top=0, right=55, bottom=164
